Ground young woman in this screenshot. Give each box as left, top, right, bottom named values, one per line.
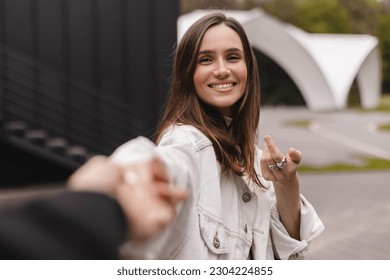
left=111, top=12, right=324, bottom=260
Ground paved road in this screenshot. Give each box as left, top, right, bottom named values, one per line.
left=260, top=107, right=390, bottom=259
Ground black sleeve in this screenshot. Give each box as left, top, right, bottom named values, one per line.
left=0, top=191, right=127, bottom=259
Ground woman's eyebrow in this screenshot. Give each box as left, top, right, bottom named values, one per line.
left=226, top=48, right=244, bottom=53
left=198, top=48, right=244, bottom=55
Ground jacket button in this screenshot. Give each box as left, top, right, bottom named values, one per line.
left=213, top=237, right=220, bottom=249
left=242, top=192, right=252, bottom=202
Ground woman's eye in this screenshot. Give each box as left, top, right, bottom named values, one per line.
left=227, top=55, right=240, bottom=62
left=199, top=57, right=212, bottom=64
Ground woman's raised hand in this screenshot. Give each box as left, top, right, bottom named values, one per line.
left=260, top=135, right=302, bottom=183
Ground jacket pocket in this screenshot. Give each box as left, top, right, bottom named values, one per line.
left=198, top=211, right=229, bottom=255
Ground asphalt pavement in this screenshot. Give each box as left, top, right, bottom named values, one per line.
left=259, top=106, right=390, bottom=259
left=301, top=171, right=390, bottom=260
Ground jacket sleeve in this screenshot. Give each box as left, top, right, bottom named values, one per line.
left=0, top=192, right=126, bottom=260
left=270, top=193, right=325, bottom=259
left=110, top=133, right=199, bottom=189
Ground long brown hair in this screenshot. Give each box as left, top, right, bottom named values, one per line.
left=154, top=12, right=262, bottom=186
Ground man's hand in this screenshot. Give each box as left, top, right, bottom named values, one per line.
left=68, top=155, right=121, bottom=196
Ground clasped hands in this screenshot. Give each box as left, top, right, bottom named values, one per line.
left=67, top=156, right=187, bottom=242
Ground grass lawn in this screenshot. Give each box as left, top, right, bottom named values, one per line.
left=378, top=123, right=390, bottom=132
left=373, top=94, right=390, bottom=112
left=299, top=157, right=390, bottom=173
left=284, top=119, right=311, bottom=128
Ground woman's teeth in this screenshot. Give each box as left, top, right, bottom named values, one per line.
left=211, top=83, right=233, bottom=89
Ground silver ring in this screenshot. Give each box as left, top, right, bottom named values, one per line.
left=276, top=157, right=287, bottom=170
left=268, top=164, right=277, bottom=171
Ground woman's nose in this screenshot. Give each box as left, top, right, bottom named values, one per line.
left=213, top=61, right=230, bottom=78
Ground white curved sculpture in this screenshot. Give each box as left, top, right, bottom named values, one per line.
left=178, top=8, right=382, bottom=111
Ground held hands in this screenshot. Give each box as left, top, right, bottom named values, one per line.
left=68, top=156, right=187, bottom=241
left=117, top=158, right=187, bottom=241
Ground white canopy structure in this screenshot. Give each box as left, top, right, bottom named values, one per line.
left=178, top=8, right=382, bottom=111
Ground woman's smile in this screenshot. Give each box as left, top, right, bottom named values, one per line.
left=208, top=82, right=237, bottom=90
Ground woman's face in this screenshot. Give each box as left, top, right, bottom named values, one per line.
left=193, top=23, right=247, bottom=117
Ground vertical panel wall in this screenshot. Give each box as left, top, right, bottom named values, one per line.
left=0, top=0, right=178, bottom=155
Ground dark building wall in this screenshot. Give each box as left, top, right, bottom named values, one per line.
left=0, top=0, right=178, bottom=152
left=0, top=0, right=178, bottom=185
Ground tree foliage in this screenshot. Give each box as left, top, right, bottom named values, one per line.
left=293, top=0, right=353, bottom=33
left=377, top=12, right=390, bottom=91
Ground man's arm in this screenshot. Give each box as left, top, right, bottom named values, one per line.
left=0, top=156, right=187, bottom=260
left=0, top=191, right=125, bottom=259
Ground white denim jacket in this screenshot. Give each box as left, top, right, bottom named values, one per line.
left=111, top=125, right=324, bottom=260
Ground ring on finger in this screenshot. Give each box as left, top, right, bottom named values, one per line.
left=275, top=157, right=287, bottom=170
left=268, top=163, right=277, bottom=171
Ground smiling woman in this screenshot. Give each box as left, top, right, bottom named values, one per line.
left=109, top=12, right=324, bottom=260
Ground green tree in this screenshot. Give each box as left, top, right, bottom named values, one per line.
left=293, top=0, right=353, bottom=33
left=260, top=0, right=299, bottom=24
left=338, top=0, right=380, bottom=34
left=377, top=12, right=390, bottom=92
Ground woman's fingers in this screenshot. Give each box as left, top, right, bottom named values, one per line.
left=157, top=185, right=188, bottom=204
left=288, top=147, right=302, bottom=165
left=261, top=135, right=302, bottom=182
left=261, top=139, right=277, bottom=181
left=151, top=157, right=169, bottom=183
left=263, top=135, right=284, bottom=162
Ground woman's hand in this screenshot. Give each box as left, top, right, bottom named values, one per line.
left=260, top=135, right=302, bottom=183
left=260, top=135, right=302, bottom=240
